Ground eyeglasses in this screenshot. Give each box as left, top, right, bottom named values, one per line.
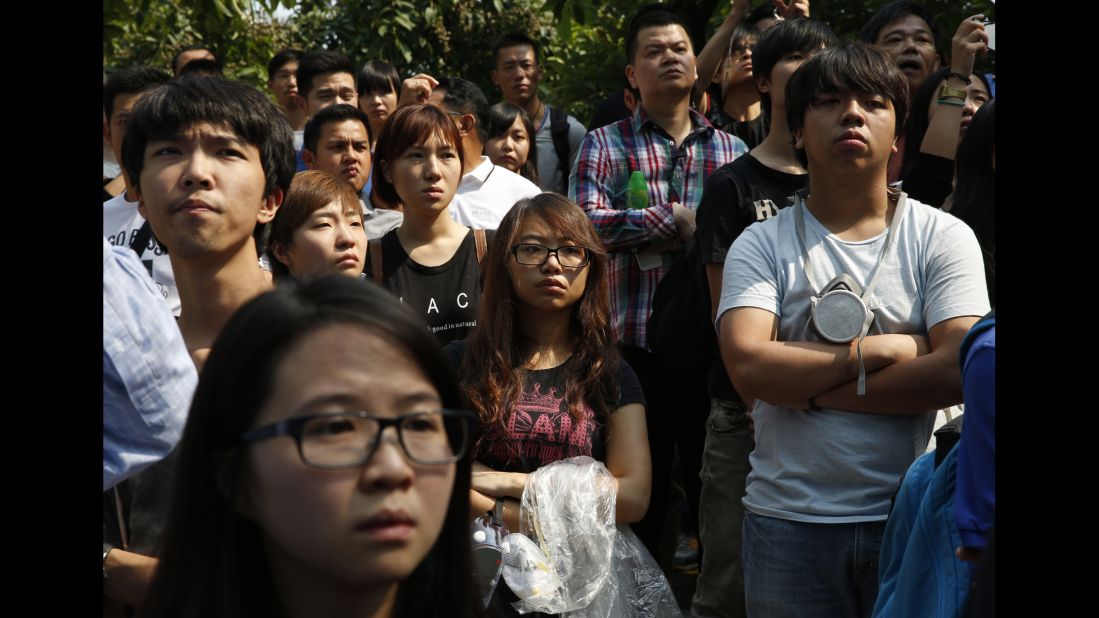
left=510, top=243, right=590, bottom=268
left=240, top=409, right=476, bottom=468
left=730, top=42, right=755, bottom=55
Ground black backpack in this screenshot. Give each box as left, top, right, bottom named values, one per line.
left=549, top=106, right=572, bottom=188
left=646, top=234, right=715, bottom=385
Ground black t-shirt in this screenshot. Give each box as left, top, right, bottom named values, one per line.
left=708, top=111, right=769, bottom=150
left=695, top=153, right=808, bottom=400
left=444, top=339, right=646, bottom=473
left=367, top=229, right=488, bottom=345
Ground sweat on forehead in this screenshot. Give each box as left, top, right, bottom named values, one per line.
left=120, top=75, right=296, bottom=197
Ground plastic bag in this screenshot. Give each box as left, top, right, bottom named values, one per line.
left=508, top=456, right=680, bottom=617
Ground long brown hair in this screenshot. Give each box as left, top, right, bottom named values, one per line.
left=460, top=193, right=619, bottom=439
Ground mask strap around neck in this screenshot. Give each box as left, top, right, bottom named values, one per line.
left=795, top=190, right=909, bottom=395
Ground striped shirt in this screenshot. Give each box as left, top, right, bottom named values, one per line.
left=569, top=107, right=746, bottom=348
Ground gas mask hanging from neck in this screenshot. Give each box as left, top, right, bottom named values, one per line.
left=795, top=190, right=907, bottom=396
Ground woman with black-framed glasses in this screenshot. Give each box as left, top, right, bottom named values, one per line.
left=444, top=193, right=652, bottom=570
left=141, top=276, right=483, bottom=618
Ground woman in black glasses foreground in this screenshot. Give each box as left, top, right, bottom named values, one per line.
left=446, top=195, right=654, bottom=613
left=141, top=276, right=480, bottom=618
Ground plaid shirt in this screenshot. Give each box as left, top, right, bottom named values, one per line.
left=569, top=107, right=746, bottom=349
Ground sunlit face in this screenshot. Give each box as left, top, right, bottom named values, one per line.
left=874, top=14, right=941, bottom=91
left=359, top=88, right=398, bottom=137
left=509, top=215, right=590, bottom=315
left=243, top=324, right=454, bottom=588
left=105, top=91, right=145, bottom=166
left=305, top=72, right=358, bottom=115
left=491, top=45, right=543, bottom=106
left=794, top=90, right=898, bottom=172
left=721, top=37, right=757, bottom=92
left=927, top=75, right=990, bottom=138
left=275, top=200, right=366, bottom=278
left=304, top=119, right=372, bottom=193
left=627, top=25, right=698, bottom=102
left=484, top=116, right=531, bottom=174
left=382, top=132, right=462, bottom=214
left=136, top=121, right=279, bottom=259
left=268, top=60, right=300, bottom=110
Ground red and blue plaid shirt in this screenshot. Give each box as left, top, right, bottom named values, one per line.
left=569, top=108, right=746, bottom=349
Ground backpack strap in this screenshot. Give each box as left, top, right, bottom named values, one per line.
left=473, top=228, right=487, bottom=266
left=368, top=237, right=384, bottom=284
left=129, top=220, right=153, bottom=255
left=550, top=106, right=571, bottom=179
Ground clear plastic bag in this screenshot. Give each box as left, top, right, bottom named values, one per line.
left=508, top=456, right=680, bottom=617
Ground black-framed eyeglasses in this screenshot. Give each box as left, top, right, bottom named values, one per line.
left=730, top=42, right=755, bottom=55
left=240, top=409, right=476, bottom=468
left=510, top=243, right=590, bottom=268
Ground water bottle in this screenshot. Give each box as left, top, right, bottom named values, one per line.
left=626, top=170, right=648, bottom=210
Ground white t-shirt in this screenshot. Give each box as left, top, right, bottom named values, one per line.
left=103, top=192, right=181, bottom=316
left=717, top=196, right=989, bottom=523
left=449, top=156, right=541, bottom=230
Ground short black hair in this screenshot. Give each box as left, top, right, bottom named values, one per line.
left=267, top=48, right=303, bottom=81
left=859, top=0, right=940, bottom=49
left=356, top=60, right=400, bottom=97
left=752, top=18, right=836, bottom=119
left=103, top=65, right=171, bottom=120
left=435, top=76, right=489, bottom=142
left=745, top=4, right=780, bottom=28
left=171, top=44, right=216, bottom=74
left=121, top=75, right=296, bottom=202
left=786, top=42, right=909, bottom=150
left=296, top=50, right=356, bottom=100
left=303, top=103, right=372, bottom=153
left=625, top=3, right=691, bottom=64
left=493, top=32, right=541, bottom=65
left=175, top=58, right=223, bottom=77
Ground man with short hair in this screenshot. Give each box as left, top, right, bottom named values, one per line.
left=107, top=74, right=294, bottom=612
left=266, top=48, right=308, bottom=142
left=570, top=2, right=747, bottom=559
left=427, top=76, right=540, bottom=230
left=102, top=65, right=178, bottom=314
left=717, top=42, right=988, bottom=616
left=121, top=74, right=294, bottom=368
left=296, top=50, right=358, bottom=116
left=490, top=32, right=585, bottom=194
left=860, top=0, right=942, bottom=94
left=302, top=104, right=402, bottom=239
left=691, top=18, right=836, bottom=618
left=170, top=44, right=217, bottom=75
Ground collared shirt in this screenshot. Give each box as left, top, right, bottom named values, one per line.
left=569, top=107, right=747, bottom=348
left=449, top=156, right=542, bottom=230
left=103, top=237, right=197, bottom=490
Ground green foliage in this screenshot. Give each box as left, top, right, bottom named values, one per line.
left=103, top=0, right=995, bottom=120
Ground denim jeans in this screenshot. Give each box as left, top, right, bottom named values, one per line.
left=691, top=398, right=754, bottom=618
left=742, top=511, right=886, bottom=618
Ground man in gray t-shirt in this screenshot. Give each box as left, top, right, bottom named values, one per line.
left=716, top=43, right=988, bottom=617
left=490, top=32, right=585, bottom=194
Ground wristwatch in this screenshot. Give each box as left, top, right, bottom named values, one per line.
left=937, top=83, right=966, bottom=101
left=103, top=543, right=114, bottom=580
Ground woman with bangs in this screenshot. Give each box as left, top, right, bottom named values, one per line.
left=444, top=193, right=651, bottom=537
left=367, top=104, right=492, bottom=345
left=139, top=276, right=481, bottom=618
left=267, top=170, right=368, bottom=280
left=357, top=61, right=401, bottom=151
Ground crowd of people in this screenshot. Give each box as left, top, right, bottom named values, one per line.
left=103, top=1, right=996, bottom=617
